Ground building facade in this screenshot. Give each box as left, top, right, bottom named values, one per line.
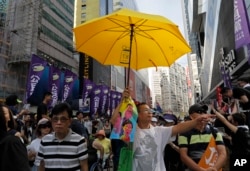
left=0, top=0, right=76, bottom=101
left=184, top=0, right=250, bottom=102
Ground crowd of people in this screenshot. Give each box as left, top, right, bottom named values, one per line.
left=0, top=77, right=250, bottom=171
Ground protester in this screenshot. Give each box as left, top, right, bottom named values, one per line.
left=27, top=118, right=52, bottom=171
left=237, top=77, right=250, bottom=91
left=178, top=104, right=227, bottom=171
left=111, top=88, right=212, bottom=171
left=71, top=111, right=89, bottom=140
left=103, top=119, right=112, bottom=138
left=36, top=91, right=52, bottom=123
left=0, top=104, right=30, bottom=171
left=37, top=102, right=88, bottom=171
left=151, top=117, right=158, bottom=127
left=160, top=114, right=184, bottom=171
left=211, top=107, right=250, bottom=171
left=92, top=129, right=112, bottom=168
left=221, top=87, right=250, bottom=127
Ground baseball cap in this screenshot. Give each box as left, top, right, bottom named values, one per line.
left=188, top=104, right=208, bottom=115
left=5, top=95, right=22, bottom=106
left=163, top=114, right=177, bottom=123
left=95, top=129, right=106, bottom=137
left=151, top=117, right=158, bottom=122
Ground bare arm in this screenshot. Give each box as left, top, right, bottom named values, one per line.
left=239, top=95, right=249, bottom=103
left=213, top=110, right=238, bottom=133
left=179, top=148, right=204, bottom=171
left=38, top=160, right=45, bottom=171
left=92, top=140, right=104, bottom=159
left=213, top=144, right=227, bottom=171
left=80, top=159, right=88, bottom=171
left=172, top=115, right=211, bottom=136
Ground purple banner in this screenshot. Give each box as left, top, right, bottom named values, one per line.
left=50, top=66, right=61, bottom=107
left=109, top=90, right=118, bottom=115
left=82, top=79, right=95, bottom=105
left=90, top=85, right=102, bottom=117
left=98, top=85, right=110, bottom=115
left=220, top=63, right=232, bottom=88
left=62, top=70, right=77, bottom=102
left=115, top=92, right=122, bottom=107
left=234, top=0, right=250, bottom=49
left=26, top=55, right=47, bottom=101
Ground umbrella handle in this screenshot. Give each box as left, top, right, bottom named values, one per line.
left=126, top=24, right=134, bottom=87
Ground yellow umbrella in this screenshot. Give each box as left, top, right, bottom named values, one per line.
left=74, top=8, right=191, bottom=84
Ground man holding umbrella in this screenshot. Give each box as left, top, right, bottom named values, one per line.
left=111, top=88, right=217, bottom=171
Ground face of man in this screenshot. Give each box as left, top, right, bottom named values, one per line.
left=222, top=89, right=233, bottom=98
left=51, top=110, right=71, bottom=135
left=138, top=104, right=153, bottom=123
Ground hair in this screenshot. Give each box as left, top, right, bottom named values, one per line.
left=0, top=104, right=17, bottom=138
left=220, top=87, right=231, bottom=95
left=43, top=91, right=52, bottom=99
left=136, top=102, right=147, bottom=113
left=35, top=121, right=52, bottom=137
left=238, top=77, right=250, bottom=83
left=51, top=102, right=73, bottom=118
left=232, top=113, right=246, bottom=125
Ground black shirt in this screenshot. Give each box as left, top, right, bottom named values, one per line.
left=233, top=87, right=250, bottom=110
left=36, top=103, right=48, bottom=123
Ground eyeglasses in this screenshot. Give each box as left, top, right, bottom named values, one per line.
left=142, top=109, right=154, bottom=113
left=51, top=117, right=70, bottom=123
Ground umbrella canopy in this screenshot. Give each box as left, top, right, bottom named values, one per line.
left=73, top=8, right=191, bottom=71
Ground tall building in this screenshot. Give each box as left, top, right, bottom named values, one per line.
left=160, top=63, right=189, bottom=115
left=0, top=0, right=76, bottom=100
left=185, top=0, right=250, bottom=102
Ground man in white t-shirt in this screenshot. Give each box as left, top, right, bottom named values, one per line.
left=111, top=88, right=211, bottom=171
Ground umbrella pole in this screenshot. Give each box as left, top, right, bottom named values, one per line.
left=126, top=24, right=134, bottom=88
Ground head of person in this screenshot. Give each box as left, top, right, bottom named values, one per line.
left=151, top=117, right=158, bottom=126
left=43, top=91, right=52, bottom=103
left=5, top=95, right=22, bottom=114
left=162, top=113, right=177, bottom=127
left=220, top=87, right=233, bottom=98
left=188, top=104, right=208, bottom=127
left=95, top=129, right=106, bottom=140
left=136, top=102, right=153, bottom=124
left=231, top=113, right=246, bottom=126
left=122, top=119, right=133, bottom=135
left=0, top=104, right=16, bottom=131
left=36, top=118, right=52, bottom=137
left=76, top=111, right=83, bottom=120
left=51, top=103, right=72, bottom=135
left=237, top=77, right=249, bottom=88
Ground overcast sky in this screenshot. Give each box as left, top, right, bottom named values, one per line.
left=135, top=0, right=188, bottom=66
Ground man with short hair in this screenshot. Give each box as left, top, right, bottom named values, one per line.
left=36, top=92, right=52, bottom=123
left=237, top=77, right=250, bottom=91
left=178, top=104, right=227, bottom=171
left=37, top=103, right=88, bottom=171
left=111, top=88, right=213, bottom=171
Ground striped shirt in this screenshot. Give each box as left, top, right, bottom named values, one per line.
left=178, top=125, right=224, bottom=163
left=37, top=129, right=88, bottom=171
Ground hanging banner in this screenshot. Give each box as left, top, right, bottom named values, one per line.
left=234, top=0, right=250, bottom=49
left=80, top=78, right=95, bottom=113
left=98, top=85, right=110, bottom=115
left=50, top=66, right=61, bottom=107
left=90, top=85, right=102, bottom=117
left=110, top=90, right=118, bottom=115
left=62, top=70, right=77, bottom=102
left=26, top=54, right=47, bottom=101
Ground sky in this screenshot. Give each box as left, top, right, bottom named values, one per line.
left=135, top=0, right=188, bottom=66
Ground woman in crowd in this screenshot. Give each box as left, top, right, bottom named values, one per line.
left=0, top=104, right=30, bottom=171
left=27, top=118, right=52, bottom=171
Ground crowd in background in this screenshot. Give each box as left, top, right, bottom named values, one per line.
left=0, top=77, right=250, bottom=171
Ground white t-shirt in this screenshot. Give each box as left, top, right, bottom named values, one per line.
left=27, top=138, right=42, bottom=166
left=132, top=125, right=173, bottom=171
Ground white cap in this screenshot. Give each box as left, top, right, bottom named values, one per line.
left=151, top=117, right=157, bottom=122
